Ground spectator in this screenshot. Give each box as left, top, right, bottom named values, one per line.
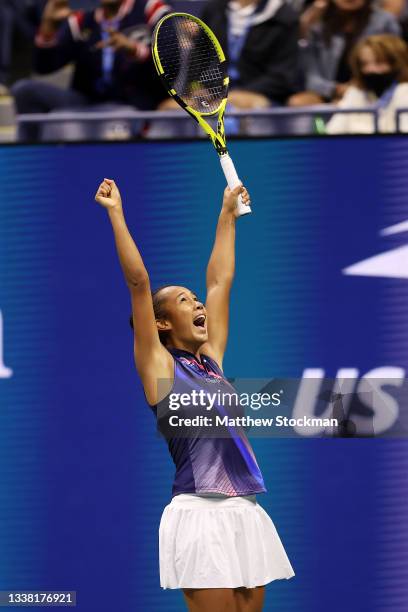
left=381, top=0, right=408, bottom=42
left=381, top=0, right=405, bottom=19
left=289, top=0, right=401, bottom=106
left=159, top=0, right=300, bottom=111
left=11, top=0, right=171, bottom=139
left=298, top=0, right=328, bottom=39
left=205, top=0, right=300, bottom=108
left=0, top=0, right=46, bottom=93
left=326, top=33, right=408, bottom=133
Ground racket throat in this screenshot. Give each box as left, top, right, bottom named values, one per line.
left=206, top=125, right=227, bottom=155
left=214, top=137, right=227, bottom=155
left=215, top=110, right=227, bottom=155
left=187, top=108, right=228, bottom=154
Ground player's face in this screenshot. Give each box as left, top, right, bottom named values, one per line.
left=158, top=286, right=208, bottom=347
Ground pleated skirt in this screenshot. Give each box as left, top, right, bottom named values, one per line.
left=158, top=493, right=295, bottom=589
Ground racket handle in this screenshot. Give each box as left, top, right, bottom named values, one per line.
left=220, top=154, right=252, bottom=216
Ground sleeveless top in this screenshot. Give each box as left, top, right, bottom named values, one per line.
left=149, top=347, right=267, bottom=498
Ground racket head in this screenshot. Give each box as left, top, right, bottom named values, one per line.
left=152, top=12, right=229, bottom=117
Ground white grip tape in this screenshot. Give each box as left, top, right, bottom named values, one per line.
left=220, top=154, right=252, bottom=216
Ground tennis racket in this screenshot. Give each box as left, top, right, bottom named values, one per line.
left=152, top=12, right=251, bottom=216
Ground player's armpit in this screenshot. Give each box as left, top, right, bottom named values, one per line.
left=201, top=283, right=231, bottom=371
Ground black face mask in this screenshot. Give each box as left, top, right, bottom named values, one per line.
left=361, top=71, right=398, bottom=97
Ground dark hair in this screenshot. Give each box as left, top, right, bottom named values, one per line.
left=129, top=284, right=173, bottom=345
left=322, top=0, right=372, bottom=46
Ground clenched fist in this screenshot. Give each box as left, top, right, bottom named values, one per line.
left=95, top=178, right=122, bottom=211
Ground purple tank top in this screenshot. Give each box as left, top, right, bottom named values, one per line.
left=150, top=347, right=267, bottom=498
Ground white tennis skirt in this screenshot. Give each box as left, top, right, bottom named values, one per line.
left=158, top=493, right=295, bottom=589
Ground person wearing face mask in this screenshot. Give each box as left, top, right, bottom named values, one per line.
left=289, top=0, right=401, bottom=106
left=325, top=33, right=408, bottom=133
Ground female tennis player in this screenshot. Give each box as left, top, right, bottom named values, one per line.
left=94, top=177, right=295, bottom=612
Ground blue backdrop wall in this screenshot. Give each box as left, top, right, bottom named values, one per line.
left=0, top=136, right=407, bottom=611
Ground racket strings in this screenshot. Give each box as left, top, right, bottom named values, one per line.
left=156, top=16, right=226, bottom=113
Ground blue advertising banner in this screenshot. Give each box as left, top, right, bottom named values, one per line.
left=0, top=136, right=407, bottom=611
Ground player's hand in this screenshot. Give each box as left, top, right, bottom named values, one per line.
left=222, top=184, right=251, bottom=217
left=95, top=178, right=123, bottom=211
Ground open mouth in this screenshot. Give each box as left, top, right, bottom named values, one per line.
left=193, top=314, right=206, bottom=328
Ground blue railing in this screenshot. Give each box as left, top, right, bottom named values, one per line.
left=395, top=109, right=408, bottom=132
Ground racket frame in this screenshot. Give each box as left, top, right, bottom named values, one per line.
left=152, top=12, right=251, bottom=215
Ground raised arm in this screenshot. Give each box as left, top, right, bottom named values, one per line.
left=201, top=184, right=251, bottom=370
left=34, top=0, right=76, bottom=74
left=94, top=179, right=173, bottom=405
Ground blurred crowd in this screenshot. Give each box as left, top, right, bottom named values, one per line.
left=2, top=0, right=408, bottom=140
